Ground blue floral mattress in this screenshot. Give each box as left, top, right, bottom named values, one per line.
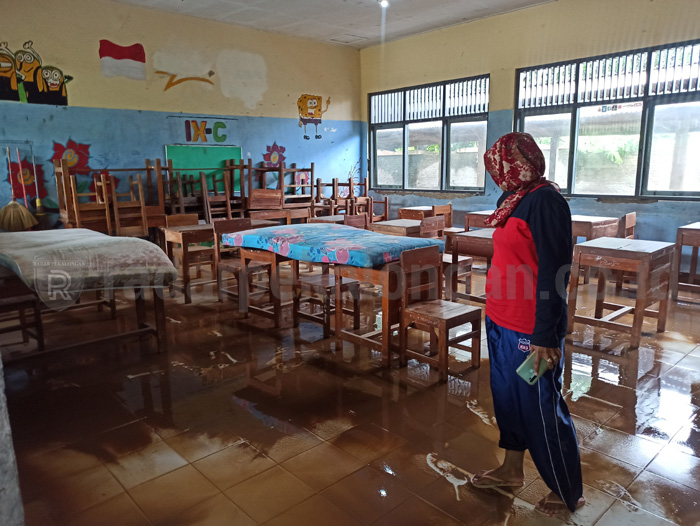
left=222, top=223, right=444, bottom=268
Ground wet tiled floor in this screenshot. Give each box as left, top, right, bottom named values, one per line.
left=2, top=269, right=700, bottom=525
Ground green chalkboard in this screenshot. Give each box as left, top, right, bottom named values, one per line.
left=165, top=144, right=243, bottom=192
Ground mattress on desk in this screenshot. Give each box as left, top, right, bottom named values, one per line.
left=0, top=228, right=177, bottom=292
left=222, top=223, right=444, bottom=268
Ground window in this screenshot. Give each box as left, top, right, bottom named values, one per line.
left=369, top=75, right=489, bottom=192
left=516, top=39, right=700, bottom=198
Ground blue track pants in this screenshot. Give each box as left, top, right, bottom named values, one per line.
left=485, top=316, right=583, bottom=512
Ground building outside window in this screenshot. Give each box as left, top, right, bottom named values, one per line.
left=369, top=75, right=490, bottom=192
left=516, top=39, right=700, bottom=198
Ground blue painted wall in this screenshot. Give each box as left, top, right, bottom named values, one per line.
left=371, top=109, right=700, bottom=249
left=0, top=102, right=366, bottom=219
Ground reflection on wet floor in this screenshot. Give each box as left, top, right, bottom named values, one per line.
left=2, top=270, right=700, bottom=525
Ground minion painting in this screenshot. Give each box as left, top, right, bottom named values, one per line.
left=14, top=41, right=45, bottom=103
left=0, top=42, right=19, bottom=101
left=40, top=66, right=72, bottom=106
left=297, top=94, right=331, bottom=140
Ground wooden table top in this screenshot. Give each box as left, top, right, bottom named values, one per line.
left=399, top=206, right=433, bottom=211
left=455, top=228, right=495, bottom=240
left=162, top=219, right=277, bottom=234
left=575, top=237, right=675, bottom=257
left=571, top=215, right=618, bottom=224
left=308, top=215, right=345, bottom=224
left=373, top=219, right=421, bottom=227
left=679, top=222, right=700, bottom=231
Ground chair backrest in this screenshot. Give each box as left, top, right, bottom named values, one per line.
left=432, top=204, right=453, bottom=228
left=166, top=213, right=199, bottom=227
left=399, top=245, right=442, bottom=307
left=201, top=171, right=232, bottom=223
left=619, top=212, right=636, bottom=239
left=372, top=196, right=389, bottom=222
left=213, top=218, right=252, bottom=263
left=102, top=173, right=148, bottom=236
left=420, top=216, right=445, bottom=239
left=343, top=212, right=370, bottom=229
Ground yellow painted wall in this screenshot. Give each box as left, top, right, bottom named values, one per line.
left=4, top=0, right=361, bottom=120
left=360, top=0, right=700, bottom=114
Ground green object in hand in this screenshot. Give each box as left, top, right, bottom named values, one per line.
left=516, top=353, right=549, bottom=385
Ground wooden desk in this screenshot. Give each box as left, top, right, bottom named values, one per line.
left=371, top=219, right=421, bottom=237
left=465, top=210, right=495, bottom=230
left=398, top=206, right=433, bottom=220
left=567, top=237, right=675, bottom=349
left=571, top=215, right=619, bottom=242
left=671, top=221, right=700, bottom=299
left=162, top=220, right=275, bottom=303
left=308, top=215, right=345, bottom=224
left=450, top=229, right=495, bottom=304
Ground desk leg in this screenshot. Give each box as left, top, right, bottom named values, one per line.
left=381, top=271, right=391, bottom=368
left=691, top=246, right=699, bottom=285
left=594, top=269, right=607, bottom=319
left=240, top=256, right=250, bottom=317
left=271, top=257, right=281, bottom=328
left=671, top=231, right=681, bottom=300
left=153, top=288, right=167, bottom=353
left=181, top=242, right=191, bottom=304
left=567, top=252, right=581, bottom=333
left=630, top=262, right=648, bottom=349
left=335, top=272, right=343, bottom=348
left=291, top=260, right=300, bottom=328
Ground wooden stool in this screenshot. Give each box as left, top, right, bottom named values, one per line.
left=567, top=237, right=675, bottom=349
left=294, top=271, right=360, bottom=339
left=399, top=246, right=482, bottom=382
left=671, top=222, right=700, bottom=300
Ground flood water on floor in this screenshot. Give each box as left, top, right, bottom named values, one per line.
left=2, top=270, right=700, bottom=525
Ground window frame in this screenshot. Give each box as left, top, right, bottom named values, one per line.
left=369, top=75, right=490, bottom=193
left=515, top=38, right=700, bottom=200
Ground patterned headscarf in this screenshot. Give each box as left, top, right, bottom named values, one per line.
left=483, top=132, right=555, bottom=227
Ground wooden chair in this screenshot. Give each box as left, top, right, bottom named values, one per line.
left=420, top=216, right=473, bottom=301
left=165, top=213, right=215, bottom=301
left=67, top=173, right=112, bottom=233
left=294, top=267, right=361, bottom=339
left=432, top=204, right=453, bottom=228
left=280, top=162, right=314, bottom=210
left=0, top=269, right=44, bottom=353
left=343, top=212, right=371, bottom=230
left=201, top=171, right=232, bottom=223
left=398, top=245, right=481, bottom=381
left=615, top=212, right=637, bottom=292
left=97, top=173, right=149, bottom=237
left=225, top=158, right=250, bottom=217
left=313, top=178, right=337, bottom=216
left=248, top=164, right=284, bottom=211
left=371, top=196, right=389, bottom=222
left=213, top=218, right=271, bottom=304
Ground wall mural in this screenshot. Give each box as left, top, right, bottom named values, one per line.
left=98, top=40, right=146, bottom=81
left=338, top=160, right=360, bottom=197
left=8, top=156, right=47, bottom=202
left=156, top=70, right=214, bottom=91
left=0, top=41, right=72, bottom=105
left=297, top=94, right=331, bottom=140
left=263, top=142, right=285, bottom=168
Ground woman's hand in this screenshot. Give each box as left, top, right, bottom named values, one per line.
left=530, top=345, right=561, bottom=375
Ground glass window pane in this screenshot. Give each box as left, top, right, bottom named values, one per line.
left=574, top=102, right=642, bottom=195
left=647, top=101, right=700, bottom=193
left=407, top=121, right=442, bottom=189
left=375, top=128, right=403, bottom=187
left=523, top=113, right=571, bottom=190
left=448, top=120, right=487, bottom=189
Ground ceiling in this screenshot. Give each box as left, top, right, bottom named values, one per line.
left=109, top=0, right=555, bottom=48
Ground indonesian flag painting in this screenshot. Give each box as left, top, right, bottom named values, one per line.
left=98, top=40, right=146, bottom=80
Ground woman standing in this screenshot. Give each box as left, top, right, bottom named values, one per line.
left=470, top=132, right=585, bottom=516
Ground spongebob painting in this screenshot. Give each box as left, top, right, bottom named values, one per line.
left=297, top=94, right=330, bottom=140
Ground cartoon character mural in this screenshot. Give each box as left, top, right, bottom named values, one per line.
left=0, top=42, right=19, bottom=101
left=0, top=41, right=72, bottom=105
left=297, top=94, right=330, bottom=140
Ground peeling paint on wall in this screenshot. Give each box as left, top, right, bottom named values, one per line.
left=216, top=50, right=267, bottom=109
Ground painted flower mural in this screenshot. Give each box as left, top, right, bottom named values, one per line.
left=51, top=139, right=92, bottom=171
left=8, top=157, right=47, bottom=200
left=263, top=142, right=285, bottom=168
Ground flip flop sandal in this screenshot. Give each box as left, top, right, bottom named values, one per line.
left=470, top=469, right=524, bottom=489
left=535, top=496, right=586, bottom=516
